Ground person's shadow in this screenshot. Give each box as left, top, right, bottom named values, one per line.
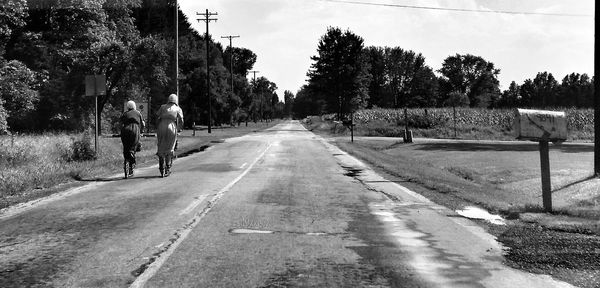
left=75, top=175, right=163, bottom=182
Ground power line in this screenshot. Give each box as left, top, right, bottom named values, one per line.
left=321, top=0, right=593, bottom=17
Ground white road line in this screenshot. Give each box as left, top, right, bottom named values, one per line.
left=178, top=194, right=208, bottom=216
left=240, top=162, right=247, bottom=169
left=129, top=142, right=273, bottom=288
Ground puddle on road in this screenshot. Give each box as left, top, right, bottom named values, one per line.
left=455, top=206, right=505, bottom=225
left=369, top=202, right=453, bottom=284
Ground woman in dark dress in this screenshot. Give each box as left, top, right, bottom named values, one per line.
left=121, top=100, right=144, bottom=178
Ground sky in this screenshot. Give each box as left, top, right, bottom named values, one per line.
left=179, top=0, right=594, bottom=100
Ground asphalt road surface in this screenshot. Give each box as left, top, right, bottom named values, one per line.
left=0, top=120, right=575, bottom=288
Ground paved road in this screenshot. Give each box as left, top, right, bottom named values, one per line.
left=0, top=121, right=574, bottom=287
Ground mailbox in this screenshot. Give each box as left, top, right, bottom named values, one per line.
left=514, top=108, right=567, bottom=141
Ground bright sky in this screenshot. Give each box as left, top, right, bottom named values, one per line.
left=179, top=0, right=594, bottom=100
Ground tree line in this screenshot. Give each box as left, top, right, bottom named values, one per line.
left=291, top=27, right=595, bottom=119
left=0, top=0, right=285, bottom=134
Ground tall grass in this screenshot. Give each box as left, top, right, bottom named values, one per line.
left=0, top=133, right=126, bottom=208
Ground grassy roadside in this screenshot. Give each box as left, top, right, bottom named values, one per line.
left=0, top=121, right=280, bottom=210
left=304, top=117, right=600, bottom=288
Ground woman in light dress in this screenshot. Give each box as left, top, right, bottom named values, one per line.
left=156, top=94, right=183, bottom=177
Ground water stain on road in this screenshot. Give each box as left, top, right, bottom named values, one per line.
left=342, top=165, right=363, bottom=177
left=176, top=144, right=210, bottom=158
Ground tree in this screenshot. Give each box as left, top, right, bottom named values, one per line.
left=385, top=47, right=437, bottom=108
left=519, top=72, right=560, bottom=108
left=0, top=0, right=28, bottom=55
left=0, top=0, right=268, bottom=133
left=223, top=47, right=256, bottom=76
left=307, top=27, right=371, bottom=119
left=498, top=81, right=521, bottom=108
left=560, top=73, right=593, bottom=108
left=438, top=54, right=500, bottom=108
left=364, top=46, right=387, bottom=108
left=0, top=97, right=7, bottom=134
left=0, top=60, right=41, bottom=131
left=283, top=90, right=294, bottom=118
left=292, top=84, right=323, bottom=119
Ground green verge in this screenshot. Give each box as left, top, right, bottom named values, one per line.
left=0, top=121, right=279, bottom=209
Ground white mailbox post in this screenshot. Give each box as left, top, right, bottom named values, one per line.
left=514, top=109, right=567, bottom=212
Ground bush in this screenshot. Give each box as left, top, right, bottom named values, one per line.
left=68, top=132, right=97, bottom=161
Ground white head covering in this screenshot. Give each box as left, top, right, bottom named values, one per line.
left=126, top=100, right=136, bottom=111
left=168, top=94, right=178, bottom=105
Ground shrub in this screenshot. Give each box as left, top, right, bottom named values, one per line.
left=68, top=132, right=97, bottom=161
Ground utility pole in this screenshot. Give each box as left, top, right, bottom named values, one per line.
left=175, top=0, right=179, bottom=97
left=221, top=35, right=240, bottom=100
left=595, top=2, right=599, bottom=176
left=197, top=9, right=217, bottom=134
left=249, top=70, right=259, bottom=122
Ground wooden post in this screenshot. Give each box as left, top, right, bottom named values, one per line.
left=539, top=140, right=552, bottom=212
left=350, top=111, right=354, bottom=143
left=94, top=75, right=98, bottom=154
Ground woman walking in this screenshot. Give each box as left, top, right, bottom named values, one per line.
left=121, top=100, right=144, bottom=178
left=156, top=94, right=183, bottom=177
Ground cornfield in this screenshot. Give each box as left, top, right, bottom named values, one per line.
left=352, top=108, right=594, bottom=132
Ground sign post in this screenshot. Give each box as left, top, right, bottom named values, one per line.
left=85, top=75, right=106, bottom=154
left=514, top=108, right=567, bottom=212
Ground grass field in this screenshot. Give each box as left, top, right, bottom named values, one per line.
left=0, top=121, right=278, bottom=209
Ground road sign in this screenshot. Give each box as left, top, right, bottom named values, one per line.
left=85, top=75, right=106, bottom=97
left=85, top=74, right=106, bottom=155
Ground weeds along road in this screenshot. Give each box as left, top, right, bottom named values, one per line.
left=0, top=121, right=575, bottom=288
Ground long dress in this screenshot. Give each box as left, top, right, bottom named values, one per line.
left=156, top=103, right=183, bottom=158
left=120, top=109, right=144, bottom=165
